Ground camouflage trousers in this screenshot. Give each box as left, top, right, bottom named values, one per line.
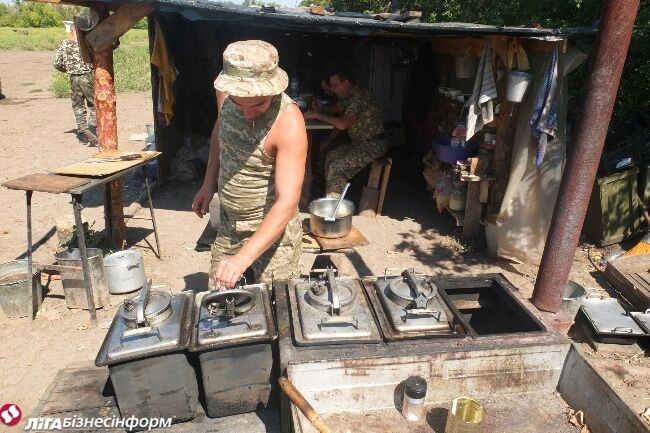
left=70, top=72, right=96, bottom=131
left=210, top=209, right=302, bottom=288
left=325, top=138, right=388, bottom=196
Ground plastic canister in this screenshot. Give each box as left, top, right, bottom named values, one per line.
left=402, top=376, right=427, bottom=421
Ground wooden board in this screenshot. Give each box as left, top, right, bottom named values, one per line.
left=2, top=173, right=90, bottom=193
left=604, top=254, right=650, bottom=310
left=52, top=150, right=160, bottom=177
left=305, top=224, right=369, bottom=251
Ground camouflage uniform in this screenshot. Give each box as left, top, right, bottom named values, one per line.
left=325, top=85, right=387, bottom=196
left=209, top=92, right=302, bottom=287
left=53, top=40, right=96, bottom=132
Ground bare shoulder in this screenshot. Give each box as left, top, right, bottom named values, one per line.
left=271, top=104, right=307, bottom=148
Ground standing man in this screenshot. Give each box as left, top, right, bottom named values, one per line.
left=192, top=40, right=307, bottom=290
left=304, top=68, right=386, bottom=197
left=53, top=23, right=97, bottom=145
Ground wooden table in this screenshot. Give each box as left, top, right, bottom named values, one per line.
left=2, top=154, right=161, bottom=322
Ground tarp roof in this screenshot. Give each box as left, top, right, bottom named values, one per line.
left=113, top=0, right=596, bottom=39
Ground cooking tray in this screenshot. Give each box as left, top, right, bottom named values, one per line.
left=578, top=298, right=647, bottom=345
left=631, top=309, right=650, bottom=334
left=188, top=285, right=277, bottom=352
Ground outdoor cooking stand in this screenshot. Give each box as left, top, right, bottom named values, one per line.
left=189, top=283, right=278, bottom=418
left=363, top=268, right=464, bottom=340
left=95, top=284, right=198, bottom=424
left=287, top=269, right=382, bottom=345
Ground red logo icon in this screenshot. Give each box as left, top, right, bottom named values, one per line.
left=0, top=403, right=22, bottom=426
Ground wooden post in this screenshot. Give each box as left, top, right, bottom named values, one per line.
left=93, top=4, right=125, bottom=249
left=488, top=100, right=519, bottom=215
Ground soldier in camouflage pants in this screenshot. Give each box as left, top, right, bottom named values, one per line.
left=304, top=68, right=387, bottom=196
left=192, top=40, right=308, bottom=290
left=53, top=24, right=97, bottom=144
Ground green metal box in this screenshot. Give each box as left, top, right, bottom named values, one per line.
left=584, top=166, right=642, bottom=246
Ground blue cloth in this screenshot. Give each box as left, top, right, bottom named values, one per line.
left=531, top=47, right=559, bottom=166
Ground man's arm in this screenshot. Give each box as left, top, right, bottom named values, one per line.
left=192, top=91, right=227, bottom=217
left=52, top=44, right=66, bottom=73
left=213, top=104, right=308, bottom=288
left=304, top=110, right=357, bottom=131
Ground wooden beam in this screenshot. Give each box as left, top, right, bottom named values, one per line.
left=86, top=3, right=153, bottom=53
left=93, top=4, right=125, bottom=249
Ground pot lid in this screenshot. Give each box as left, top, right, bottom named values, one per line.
left=305, top=269, right=356, bottom=314
left=202, top=289, right=256, bottom=320
left=120, top=282, right=173, bottom=328
left=387, top=269, right=437, bottom=308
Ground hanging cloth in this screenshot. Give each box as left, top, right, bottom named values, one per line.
left=465, top=41, right=498, bottom=141
left=150, top=22, right=177, bottom=125
left=530, top=46, right=559, bottom=166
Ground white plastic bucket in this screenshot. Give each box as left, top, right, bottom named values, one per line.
left=455, top=55, right=477, bottom=79
left=506, top=71, right=533, bottom=102
left=484, top=214, right=499, bottom=258
left=63, top=21, right=74, bottom=33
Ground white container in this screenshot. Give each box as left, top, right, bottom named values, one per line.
left=484, top=214, right=499, bottom=258
left=103, top=250, right=146, bottom=294
left=455, top=55, right=477, bottom=79
left=63, top=21, right=74, bottom=33
left=506, top=71, right=533, bottom=102
left=401, top=376, right=427, bottom=421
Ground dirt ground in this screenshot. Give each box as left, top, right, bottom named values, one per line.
left=0, top=51, right=648, bottom=430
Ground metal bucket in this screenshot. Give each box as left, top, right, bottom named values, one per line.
left=308, top=198, right=354, bottom=239
left=562, top=280, right=587, bottom=320
left=445, top=397, right=485, bottom=433
left=0, top=261, right=42, bottom=318
left=55, top=248, right=110, bottom=310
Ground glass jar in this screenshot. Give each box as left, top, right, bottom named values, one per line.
left=448, top=178, right=467, bottom=211
left=402, top=376, right=427, bottom=421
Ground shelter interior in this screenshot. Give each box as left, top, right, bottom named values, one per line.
left=150, top=10, right=580, bottom=249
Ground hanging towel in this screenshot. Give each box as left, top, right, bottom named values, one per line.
left=530, top=46, right=559, bottom=166
left=150, top=22, right=178, bottom=125
left=465, top=41, right=498, bottom=141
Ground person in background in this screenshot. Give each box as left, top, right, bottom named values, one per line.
left=53, top=22, right=97, bottom=145
left=304, top=68, right=386, bottom=197
left=192, top=40, right=307, bottom=290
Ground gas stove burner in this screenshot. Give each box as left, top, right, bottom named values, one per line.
left=304, top=269, right=357, bottom=315
left=386, top=269, right=438, bottom=309
left=202, top=289, right=256, bottom=320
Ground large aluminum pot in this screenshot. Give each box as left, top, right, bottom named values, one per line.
left=309, top=198, right=354, bottom=239
left=103, top=250, right=146, bottom=294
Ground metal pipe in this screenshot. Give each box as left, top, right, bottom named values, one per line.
left=144, top=166, right=162, bottom=259
left=26, top=190, right=35, bottom=320
left=532, top=0, right=641, bottom=312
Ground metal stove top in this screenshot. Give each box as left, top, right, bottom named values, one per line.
left=366, top=269, right=456, bottom=339
left=288, top=270, right=382, bottom=346
left=190, top=284, right=276, bottom=351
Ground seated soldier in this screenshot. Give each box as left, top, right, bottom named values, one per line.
left=304, top=68, right=386, bottom=197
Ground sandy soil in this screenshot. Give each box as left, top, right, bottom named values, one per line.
left=0, top=50, right=648, bottom=430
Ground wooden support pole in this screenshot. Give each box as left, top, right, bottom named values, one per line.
left=93, top=4, right=125, bottom=249
left=86, top=3, right=154, bottom=53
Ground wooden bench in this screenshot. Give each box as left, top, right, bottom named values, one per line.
left=359, top=156, right=393, bottom=217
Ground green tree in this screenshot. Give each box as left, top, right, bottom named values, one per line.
left=17, top=1, right=62, bottom=27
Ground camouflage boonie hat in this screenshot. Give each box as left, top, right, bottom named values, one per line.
left=214, top=40, right=288, bottom=97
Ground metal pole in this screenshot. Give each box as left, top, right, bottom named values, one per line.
left=72, top=194, right=97, bottom=323
left=26, top=190, right=35, bottom=320
left=532, top=0, right=641, bottom=312
left=143, top=165, right=162, bottom=259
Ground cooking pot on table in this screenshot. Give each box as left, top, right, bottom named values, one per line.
left=309, top=198, right=354, bottom=238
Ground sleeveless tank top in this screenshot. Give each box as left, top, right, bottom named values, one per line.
left=218, top=92, right=294, bottom=222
